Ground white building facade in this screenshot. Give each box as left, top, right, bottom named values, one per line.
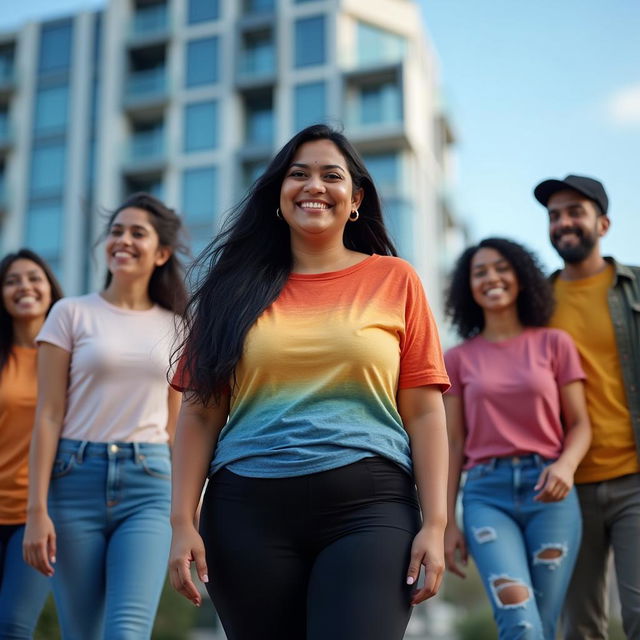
left=0, top=0, right=460, bottom=320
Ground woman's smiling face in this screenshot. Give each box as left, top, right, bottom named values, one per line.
left=279, top=139, right=363, bottom=242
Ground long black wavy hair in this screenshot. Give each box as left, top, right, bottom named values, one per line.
left=0, top=248, right=64, bottom=371
left=445, top=237, right=554, bottom=339
left=175, top=123, right=397, bottom=405
left=102, top=193, right=188, bottom=315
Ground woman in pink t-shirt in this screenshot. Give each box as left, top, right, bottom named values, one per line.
left=23, top=193, right=187, bottom=639
left=443, top=237, right=590, bottom=640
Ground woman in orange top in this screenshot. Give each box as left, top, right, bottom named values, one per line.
left=0, top=249, right=62, bottom=638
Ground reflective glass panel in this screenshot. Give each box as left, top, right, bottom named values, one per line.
left=34, top=84, right=69, bottom=134
left=182, top=166, right=217, bottom=224
left=184, top=101, right=218, bottom=152
left=294, top=82, right=326, bottom=131
left=38, top=21, right=73, bottom=73
left=186, top=37, right=219, bottom=88
left=294, top=16, right=326, bottom=68
left=188, top=0, right=220, bottom=24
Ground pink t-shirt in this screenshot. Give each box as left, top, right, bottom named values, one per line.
left=37, top=293, right=177, bottom=443
left=445, top=327, right=585, bottom=469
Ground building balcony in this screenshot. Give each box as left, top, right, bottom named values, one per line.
left=129, top=4, right=170, bottom=47
left=122, top=133, right=166, bottom=175
left=0, top=178, right=9, bottom=216
left=0, top=67, right=16, bottom=100
left=0, top=120, right=11, bottom=154
left=123, top=68, right=168, bottom=112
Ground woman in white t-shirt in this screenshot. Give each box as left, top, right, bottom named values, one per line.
left=23, top=193, right=187, bottom=639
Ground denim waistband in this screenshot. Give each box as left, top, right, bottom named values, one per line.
left=57, top=437, right=169, bottom=463
left=473, top=453, right=552, bottom=471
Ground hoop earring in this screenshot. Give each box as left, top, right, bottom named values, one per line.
left=276, top=207, right=283, bottom=219
left=349, top=209, right=359, bottom=222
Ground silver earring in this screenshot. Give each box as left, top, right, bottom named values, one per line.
left=349, top=209, right=359, bottom=222
left=276, top=208, right=283, bottom=219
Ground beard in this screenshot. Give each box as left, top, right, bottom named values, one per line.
left=551, top=226, right=598, bottom=264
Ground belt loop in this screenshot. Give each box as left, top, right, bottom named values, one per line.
left=76, top=441, right=88, bottom=464
left=488, top=457, right=497, bottom=471
left=133, top=442, right=141, bottom=463
left=533, top=453, right=543, bottom=467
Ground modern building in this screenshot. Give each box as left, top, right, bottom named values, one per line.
left=0, top=0, right=461, bottom=322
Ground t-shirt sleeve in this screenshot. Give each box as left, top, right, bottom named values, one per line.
left=170, top=352, right=189, bottom=392
left=444, top=347, right=462, bottom=395
left=36, top=299, right=74, bottom=352
left=398, top=268, right=450, bottom=392
left=551, top=329, right=586, bottom=387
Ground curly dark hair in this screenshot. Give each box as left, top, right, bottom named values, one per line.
left=445, top=237, right=554, bottom=339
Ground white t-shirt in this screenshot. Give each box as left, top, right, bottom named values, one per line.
left=37, top=293, right=177, bottom=443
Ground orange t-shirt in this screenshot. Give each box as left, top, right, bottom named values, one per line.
left=0, top=346, right=38, bottom=524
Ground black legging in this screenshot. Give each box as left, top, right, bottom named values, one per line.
left=199, top=456, right=422, bottom=640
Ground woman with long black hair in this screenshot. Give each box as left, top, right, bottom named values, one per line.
left=169, top=124, right=450, bottom=640
left=23, top=193, right=187, bottom=639
left=0, top=249, right=62, bottom=639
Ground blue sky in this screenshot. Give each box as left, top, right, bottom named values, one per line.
left=2, top=0, right=638, bottom=271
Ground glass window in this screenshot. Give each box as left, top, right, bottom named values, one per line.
left=130, top=121, right=164, bottom=159
left=245, top=97, right=273, bottom=146
left=0, top=46, right=15, bottom=84
left=383, top=198, right=413, bottom=262
left=294, top=16, right=326, bottom=68
left=359, top=80, right=402, bottom=125
left=26, top=199, right=62, bottom=257
left=242, top=159, right=268, bottom=191
left=125, top=177, right=164, bottom=200
left=362, top=152, right=398, bottom=192
left=34, top=84, right=69, bottom=134
left=182, top=166, right=217, bottom=225
left=132, top=1, right=168, bottom=35
left=294, top=0, right=316, bottom=3
left=187, top=0, right=219, bottom=24
left=184, top=101, right=218, bottom=153
left=244, top=0, right=274, bottom=14
left=38, top=21, right=73, bottom=74
left=0, top=108, right=8, bottom=142
left=240, top=31, right=275, bottom=76
left=357, top=22, right=406, bottom=66
left=185, top=37, right=219, bottom=88
left=30, top=142, right=66, bottom=196
left=294, top=82, right=326, bottom=131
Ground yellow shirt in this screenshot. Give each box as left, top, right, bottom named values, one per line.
left=551, top=264, right=639, bottom=483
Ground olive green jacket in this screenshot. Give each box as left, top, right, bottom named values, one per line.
left=550, top=257, right=640, bottom=463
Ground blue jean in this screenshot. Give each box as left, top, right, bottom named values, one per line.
left=0, top=524, right=51, bottom=639
left=48, top=438, right=171, bottom=640
left=462, top=455, right=582, bottom=640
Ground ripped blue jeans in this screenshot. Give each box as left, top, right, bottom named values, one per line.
left=462, top=455, right=581, bottom=640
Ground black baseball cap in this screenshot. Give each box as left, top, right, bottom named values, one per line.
left=533, top=174, right=609, bottom=215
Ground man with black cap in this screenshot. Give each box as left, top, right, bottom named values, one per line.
left=534, top=174, right=640, bottom=639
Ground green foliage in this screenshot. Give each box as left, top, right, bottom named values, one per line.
left=34, top=594, right=60, bottom=640
left=456, top=606, right=497, bottom=640
left=151, top=578, right=200, bottom=640
left=33, top=579, right=200, bottom=640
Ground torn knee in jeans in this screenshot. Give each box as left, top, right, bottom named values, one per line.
left=472, top=526, right=497, bottom=544
left=532, top=543, right=568, bottom=569
left=490, top=576, right=532, bottom=608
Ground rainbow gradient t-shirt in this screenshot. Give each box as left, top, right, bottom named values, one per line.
left=198, top=254, right=449, bottom=478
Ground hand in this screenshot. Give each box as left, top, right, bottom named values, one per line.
left=23, top=512, right=56, bottom=577
left=534, top=460, right=574, bottom=502
left=444, top=522, right=468, bottom=578
left=406, top=525, right=445, bottom=605
left=169, top=523, right=209, bottom=607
